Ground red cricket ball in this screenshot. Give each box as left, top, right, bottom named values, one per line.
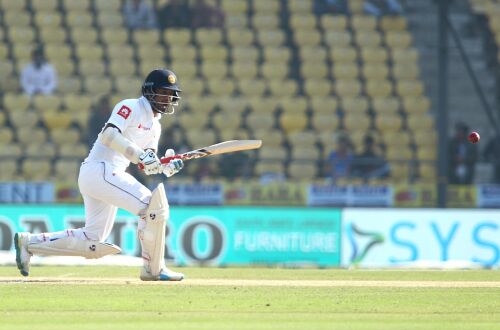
left=468, top=131, right=480, bottom=144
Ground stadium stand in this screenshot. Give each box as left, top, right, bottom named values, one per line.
left=0, top=0, right=434, bottom=184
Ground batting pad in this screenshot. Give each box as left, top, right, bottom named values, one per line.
left=138, top=183, right=169, bottom=277
left=28, top=237, right=121, bottom=259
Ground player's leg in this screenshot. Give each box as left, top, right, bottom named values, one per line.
left=14, top=162, right=148, bottom=276
left=138, top=183, right=184, bottom=281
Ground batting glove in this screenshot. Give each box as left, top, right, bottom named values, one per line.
left=139, top=150, right=162, bottom=175
left=163, top=149, right=184, bottom=178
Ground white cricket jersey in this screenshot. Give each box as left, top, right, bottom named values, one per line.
left=85, top=96, right=162, bottom=170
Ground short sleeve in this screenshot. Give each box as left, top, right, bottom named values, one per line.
left=107, top=101, right=137, bottom=132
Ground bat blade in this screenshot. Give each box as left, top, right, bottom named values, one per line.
left=160, top=140, right=262, bottom=164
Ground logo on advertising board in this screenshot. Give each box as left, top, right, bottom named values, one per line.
left=342, top=209, right=500, bottom=267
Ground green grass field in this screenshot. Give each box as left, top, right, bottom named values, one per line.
left=1, top=266, right=500, bottom=330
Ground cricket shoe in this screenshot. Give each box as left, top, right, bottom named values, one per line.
left=140, top=267, right=184, bottom=281
left=14, top=232, right=32, bottom=277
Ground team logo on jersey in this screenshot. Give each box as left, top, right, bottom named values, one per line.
left=168, top=74, right=176, bottom=84
left=117, top=105, right=132, bottom=119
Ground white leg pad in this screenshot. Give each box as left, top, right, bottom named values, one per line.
left=138, top=183, right=169, bottom=277
left=28, top=237, right=121, bottom=259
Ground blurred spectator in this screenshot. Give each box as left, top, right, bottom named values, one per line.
left=363, top=0, right=403, bottom=16
left=192, top=0, right=225, bottom=28
left=314, top=0, right=350, bottom=15
left=352, top=135, right=389, bottom=181
left=448, top=122, right=478, bottom=184
left=87, top=95, right=111, bottom=148
left=123, top=0, right=157, bottom=30
left=157, top=0, right=191, bottom=29
left=483, top=135, right=500, bottom=183
left=325, top=133, right=354, bottom=184
left=20, top=46, right=57, bottom=96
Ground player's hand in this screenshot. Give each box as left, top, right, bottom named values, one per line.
left=139, top=150, right=162, bottom=175
left=162, top=149, right=184, bottom=178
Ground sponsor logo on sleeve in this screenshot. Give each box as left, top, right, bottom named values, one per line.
left=117, top=105, right=132, bottom=119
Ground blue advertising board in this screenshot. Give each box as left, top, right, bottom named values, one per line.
left=0, top=205, right=341, bottom=267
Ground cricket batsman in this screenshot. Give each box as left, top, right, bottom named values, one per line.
left=14, top=68, right=185, bottom=281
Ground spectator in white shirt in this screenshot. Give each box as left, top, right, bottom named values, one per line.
left=123, top=0, right=157, bottom=30
left=20, top=46, right=57, bottom=96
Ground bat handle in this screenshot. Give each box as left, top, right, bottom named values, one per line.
left=137, top=155, right=179, bottom=170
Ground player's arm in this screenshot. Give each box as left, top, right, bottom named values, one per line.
left=98, top=124, right=162, bottom=175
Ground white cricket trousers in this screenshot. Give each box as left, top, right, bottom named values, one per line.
left=77, top=161, right=152, bottom=241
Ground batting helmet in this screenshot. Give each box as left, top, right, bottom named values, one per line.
left=142, top=68, right=182, bottom=115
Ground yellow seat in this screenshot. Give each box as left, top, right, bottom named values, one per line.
left=0, top=159, right=19, bottom=180
left=372, top=97, right=400, bottom=115
left=40, top=28, right=66, bottom=45
left=324, top=31, right=352, bottom=47
left=290, top=146, right=321, bottom=162
left=381, top=16, right=408, bottom=31
left=386, top=146, right=413, bottom=161
left=289, top=14, right=317, bottom=30
left=169, top=45, right=197, bottom=62
left=268, top=80, right=298, bottom=97
left=62, top=0, right=91, bottom=11
left=312, top=113, right=339, bottom=131
left=257, top=30, right=286, bottom=46
left=115, top=76, right=142, bottom=95
left=396, top=80, right=424, bottom=97
left=226, top=14, right=248, bottom=29
left=0, top=127, right=14, bottom=143
left=45, top=45, right=72, bottom=62
left=403, top=96, right=431, bottom=115
left=351, top=15, right=377, bottom=31
left=362, top=64, right=389, bottom=80
left=132, top=30, right=160, bottom=45
left=219, top=129, right=251, bottom=141
left=238, top=79, right=267, bottom=97
left=253, top=0, right=280, bottom=12
left=9, top=27, right=36, bottom=44
left=57, top=76, right=83, bottom=94
left=71, top=29, right=98, bottom=44
left=0, top=143, right=23, bottom=159
left=17, top=127, right=47, bottom=145
left=262, top=47, right=292, bottom=62
left=391, top=48, right=419, bottom=65
left=212, top=110, right=242, bottom=131
left=355, top=31, right=382, bottom=47
left=413, top=130, right=437, bottom=147
left=259, top=146, right=287, bottom=162
left=293, top=30, right=322, bottom=47
left=252, top=14, right=280, bottom=29
left=207, top=79, right=237, bottom=96
left=310, top=97, right=338, bottom=114
left=393, top=63, right=420, bottom=80
left=407, top=114, right=434, bottom=131
left=248, top=97, right=280, bottom=114
left=301, top=62, right=329, bottom=79
left=335, top=79, right=362, bottom=97
left=176, top=111, right=209, bottom=131
left=261, top=62, right=289, bottom=80
left=101, top=29, right=128, bottom=45
left=79, top=60, right=106, bottom=77
left=137, top=45, right=166, bottom=63
left=246, top=112, right=275, bottom=131
left=288, top=161, right=317, bottom=180
left=382, top=131, right=411, bottom=148
left=75, top=44, right=104, bottom=61
left=416, top=146, right=437, bottom=161
left=221, top=0, right=248, bottom=14
left=320, top=15, right=348, bottom=30
left=4, top=12, right=31, bottom=27
left=107, top=45, right=134, bottom=61
left=0, top=0, right=25, bottom=11
left=254, top=161, right=285, bottom=177
left=51, top=128, right=81, bottom=145
left=216, top=97, right=249, bottom=114
left=332, top=63, right=359, bottom=79
left=329, top=47, right=357, bottom=63
left=63, top=95, right=93, bottom=113
left=279, top=112, right=307, bottom=134
left=253, top=128, right=284, bottom=148
left=200, top=61, right=228, bottom=79
left=227, top=29, right=254, bottom=46
left=231, top=62, right=258, bottom=79
left=54, top=159, right=81, bottom=181
left=96, top=12, right=124, bottom=28
left=232, top=46, right=260, bottom=62
left=390, top=162, right=410, bottom=182
left=343, top=114, right=371, bottom=131
left=84, top=77, right=113, bottom=95
left=418, top=163, right=436, bottom=182
left=25, top=142, right=57, bottom=158
left=385, top=31, right=413, bottom=49
left=365, top=79, right=393, bottom=98
left=109, top=59, right=137, bottom=77
left=33, top=95, right=62, bottom=112
left=287, top=130, right=318, bottom=148
left=194, top=29, right=223, bottom=46
left=94, top=0, right=121, bottom=12
left=341, top=97, right=369, bottom=114
left=34, top=12, right=62, bottom=28
left=200, top=46, right=228, bottom=61
left=164, top=29, right=192, bottom=46
left=42, top=111, right=74, bottom=130
left=374, top=114, right=403, bottom=132
left=10, top=111, right=40, bottom=130
left=186, top=130, right=217, bottom=148
left=304, top=79, right=333, bottom=97
left=3, top=94, right=31, bottom=112
left=66, top=12, right=93, bottom=27
left=22, top=159, right=53, bottom=180
left=360, top=47, right=388, bottom=64
left=58, top=143, right=88, bottom=159
left=298, top=46, right=328, bottom=63
left=184, top=97, right=218, bottom=114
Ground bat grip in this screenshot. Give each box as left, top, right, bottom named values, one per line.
left=137, top=155, right=180, bottom=170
